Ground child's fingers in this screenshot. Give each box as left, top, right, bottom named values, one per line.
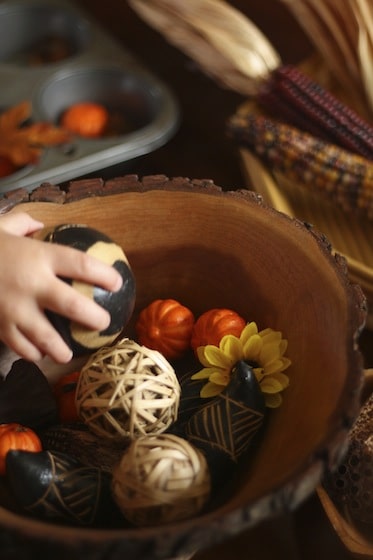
left=0, top=325, right=44, bottom=363
left=0, top=212, right=44, bottom=236
left=48, top=244, right=123, bottom=293
left=40, top=277, right=111, bottom=333
left=18, top=316, right=73, bottom=364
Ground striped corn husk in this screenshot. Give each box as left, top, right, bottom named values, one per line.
left=129, top=0, right=373, bottom=113
left=279, top=0, right=373, bottom=112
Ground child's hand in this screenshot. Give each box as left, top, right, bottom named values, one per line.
left=0, top=212, right=123, bottom=364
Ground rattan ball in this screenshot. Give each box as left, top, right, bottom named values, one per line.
left=75, top=338, right=180, bottom=442
left=112, top=433, right=211, bottom=526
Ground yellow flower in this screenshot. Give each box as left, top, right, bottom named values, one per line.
left=191, top=321, right=291, bottom=408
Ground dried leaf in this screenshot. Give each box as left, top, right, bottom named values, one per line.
left=0, top=101, right=71, bottom=167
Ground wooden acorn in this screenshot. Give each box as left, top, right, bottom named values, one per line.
left=0, top=360, right=58, bottom=430
left=6, top=449, right=121, bottom=527
left=169, top=367, right=213, bottom=436
left=41, top=224, right=136, bottom=357
left=184, top=360, right=267, bottom=489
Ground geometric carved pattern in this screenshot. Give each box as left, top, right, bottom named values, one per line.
left=185, top=393, right=265, bottom=462
left=185, top=362, right=266, bottom=474
left=9, top=451, right=111, bottom=526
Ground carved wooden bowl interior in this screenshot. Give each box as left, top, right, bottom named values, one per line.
left=0, top=176, right=367, bottom=560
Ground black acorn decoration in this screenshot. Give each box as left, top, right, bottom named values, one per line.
left=0, top=360, right=58, bottom=430
left=6, top=449, right=121, bottom=527
left=42, top=224, right=136, bottom=357
left=169, top=367, right=213, bottom=436
left=184, top=360, right=266, bottom=488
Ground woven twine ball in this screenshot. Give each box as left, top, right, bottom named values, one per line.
left=75, top=338, right=180, bottom=441
left=112, top=433, right=211, bottom=526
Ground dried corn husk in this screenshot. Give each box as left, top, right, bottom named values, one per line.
left=128, top=0, right=281, bottom=95
left=279, top=0, right=373, bottom=112
left=129, top=0, right=373, bottom=113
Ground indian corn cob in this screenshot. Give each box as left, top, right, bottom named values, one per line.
left=257, top=65, right=373, bottom=160
left=227, top=112, right=373, bottom=220
left=129, top=1, right=373, bottom=159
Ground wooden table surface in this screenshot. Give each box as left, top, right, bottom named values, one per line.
left=35, top=1, right=373, bottom=558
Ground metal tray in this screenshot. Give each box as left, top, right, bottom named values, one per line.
left=0, top=0, right=179, bottom=193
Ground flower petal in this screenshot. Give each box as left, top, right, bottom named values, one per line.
left=239, top=322, right=258, bottom=345
left=196, top=346, right=211, bottom=366
left=265, top=392, right=283, bottom=408
left=197, top=344, right=226, bottom=368
left=210, top=370, right=230, bottom=386
left=280, top=357, right=292, bottom=371
left=259, top=343, right=282, bottom=366
left=203, top=344, right=234, bottom=368
left=260, top=376, right=285, bottom=393
left=259, top=329, right=281, bottom=343
left=242, top=333, right=263, bottom=360
left=275, top=372, right=290, bottom=388
left=262, top=359, right=288, bottom=375
left=253, top=367, right=264, bottom=383
left=200, top=381, right=223, bottom=398
left=191, top=367, right=215, bottom=380
left=279, top=339, right=288, bottom=355
left=220, top=334, right=244, bottom=362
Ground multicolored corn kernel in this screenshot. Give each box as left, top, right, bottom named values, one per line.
left=258, top=65, right=373, bottom=160
left=227, top=112, right=373, bottom=219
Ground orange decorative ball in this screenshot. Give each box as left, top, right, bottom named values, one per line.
left=135, top=299, right=195, bottom=360
left=191, top=308, right=246, bottom=353
left=53, top=371, right=81, bottom=423
left=61, top=102, right=109, bottom=138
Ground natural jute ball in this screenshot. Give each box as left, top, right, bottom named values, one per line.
left=112, top=433, right=211, bottom=526
left=75, top=338, right=180, bottom=441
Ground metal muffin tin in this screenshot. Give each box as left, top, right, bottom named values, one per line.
left=0, top=0, right=179, bottom=193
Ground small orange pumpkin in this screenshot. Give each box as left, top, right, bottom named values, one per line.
left=0, top=424, right=42, bottom=475
left=61, top=102, right=109, bottom=138
left=191, top=308, right=246, bottom=353
left=53, top=371, right=81, bottom=423
left=0, top=423, right=20, bottom=442
left=135, top=298, right=195, bottom=360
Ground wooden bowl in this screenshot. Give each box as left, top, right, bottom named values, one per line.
left=0, top=175, right=367, bottom=560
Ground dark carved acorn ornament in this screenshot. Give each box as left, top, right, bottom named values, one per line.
left=6, top=449, right=121, bottom=527
left=41, top=224, right=136, bottom=356
left=184, top=361, right=267, bottom=489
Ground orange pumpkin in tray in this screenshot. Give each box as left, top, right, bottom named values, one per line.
left=61, top=102, right=109, bottom=138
